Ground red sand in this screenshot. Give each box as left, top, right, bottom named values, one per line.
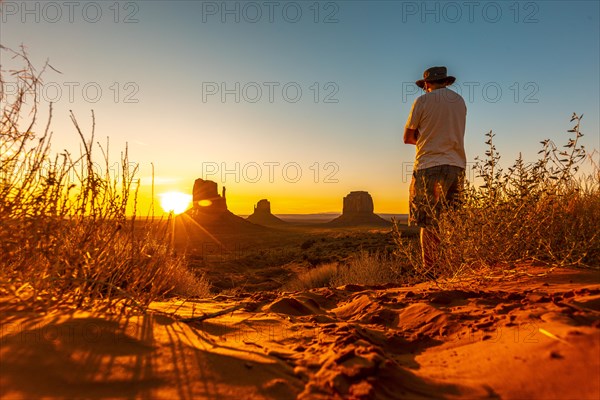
left=1, top=266, right=599, bottom=399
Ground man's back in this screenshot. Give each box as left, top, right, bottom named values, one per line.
left=405, top=87, right=466, bottom=170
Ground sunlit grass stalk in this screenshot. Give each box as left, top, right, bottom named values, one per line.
left=1, top=46, right=210, bottom=313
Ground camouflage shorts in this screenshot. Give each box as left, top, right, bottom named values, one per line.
left=409, top=165, right=465, bottom=227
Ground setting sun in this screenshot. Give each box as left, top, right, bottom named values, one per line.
left=159, top=192, right=192, bottom=215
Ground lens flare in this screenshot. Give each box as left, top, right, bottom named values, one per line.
left=160, top=192, right=192, bottom=214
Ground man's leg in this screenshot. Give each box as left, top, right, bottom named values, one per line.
left=411, top=168, right=439, bottom=275
left=420, top=226, right=440, bottom=272
left=420, top=166, right=464, bottom=275
left=421, top=173, right=441, bottom=273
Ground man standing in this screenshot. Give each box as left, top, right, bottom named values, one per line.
left=404, top=66, right=467, bottom=274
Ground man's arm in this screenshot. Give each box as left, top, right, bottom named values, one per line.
left=404, top=128, right=419, bottom=145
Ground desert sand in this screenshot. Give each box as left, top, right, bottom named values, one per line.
left=1, top=265, right=598, bottom=400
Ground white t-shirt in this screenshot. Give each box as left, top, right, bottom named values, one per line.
left=405, top=87, right=467, bottom=170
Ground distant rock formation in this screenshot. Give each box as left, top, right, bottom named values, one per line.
left=255, top=199, right=270, bottom=212
left=192, top=178, right=227, bottom=212
left=246, top=199, right=287, bottom=227
left=343, top=191, right=374, bottom=215
left=183, top=178, right=265, bottom=233
left=327, top=191, right=391, bottom=227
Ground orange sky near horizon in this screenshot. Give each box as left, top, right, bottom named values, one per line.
left=136, top=174, right=408, bottom=217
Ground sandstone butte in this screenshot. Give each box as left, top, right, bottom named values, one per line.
left=327, top=191, right=391, bottom=227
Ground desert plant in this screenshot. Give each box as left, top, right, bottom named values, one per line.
left=332, top=251, right=406, bottom=286
left=394, top=113, right=600, bottom=281
left=285, top=251, right=413, bottom=290
left=0, top=46, right=209, bottom=313
left=284, top=262, right=338, bottom=291
left=168, top=267, right=212, bottom=298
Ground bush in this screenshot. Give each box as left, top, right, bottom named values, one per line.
left=332, top=251, right=404, bottom=286
left=285, top=251, right=411, bottom=290
left=168, top=267, right=212, bottom=298
left=394, top=113, right=600, bottom=281
left=284, top=262, right=338, bottom=291
left=300, top=239, right=316, bottom=250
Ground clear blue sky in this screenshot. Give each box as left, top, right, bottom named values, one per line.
left=1, top=0, right=598, bottom=214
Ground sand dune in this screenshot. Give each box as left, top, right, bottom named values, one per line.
left=1, top=266, right=598, bottom=399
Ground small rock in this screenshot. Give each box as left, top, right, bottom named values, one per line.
left=335, top=348, right=356, bottom=364
left=350, top=381, right=375, bottom=399
left=475, top=320, right=494, bottom=329
left=550, top=351, right=563, bottom=359
left=507, top=293, right=524, bottom=301
left=293, top=366, right=310, bottom=380
left=331, top=372, right=350, bottom=394
left=526, top=293, right=551, bottom=303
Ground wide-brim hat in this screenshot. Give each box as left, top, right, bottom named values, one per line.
left=416, top=66, right=456, bottom=88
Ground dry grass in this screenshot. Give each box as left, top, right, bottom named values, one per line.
left=394, top=113, right=600, bottom=281
left=285, top=251, right=412, bottom=290
left=332, top=251, right=406, bottom=286
left=0, top=46, right=210, bottom=313
left=168, top=266, right=212, bottom=298
left=284, top=262, right=338, bottom=291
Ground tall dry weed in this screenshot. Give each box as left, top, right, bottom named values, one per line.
left=0, top=46, right=208, bottom=313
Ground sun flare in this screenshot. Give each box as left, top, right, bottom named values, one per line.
left=159, top=192, right=192, bottom=214
left=197, top=199, right=212, bottom=207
